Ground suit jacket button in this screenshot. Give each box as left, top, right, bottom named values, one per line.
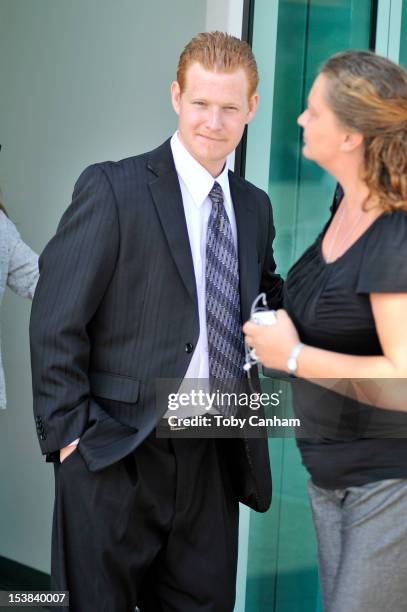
left=185, top=343, right=194, bottom=354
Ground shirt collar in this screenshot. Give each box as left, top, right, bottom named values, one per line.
left=170, top=132, right=231, bottom=208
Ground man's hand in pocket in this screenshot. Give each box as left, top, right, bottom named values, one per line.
left=60, top=444, right=78, bottom=463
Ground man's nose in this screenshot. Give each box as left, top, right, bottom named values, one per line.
left=206, top=108, right=223, bottom=130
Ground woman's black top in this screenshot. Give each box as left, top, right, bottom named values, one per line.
left=283, top=208, right=407, bottom=489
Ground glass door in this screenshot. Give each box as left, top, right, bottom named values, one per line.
left=243, top=2, right=376, bottom=611
left=400, top=1, right=407, bottom=66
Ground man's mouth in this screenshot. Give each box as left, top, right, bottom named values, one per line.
left=197, top=135, right=224, bottom=142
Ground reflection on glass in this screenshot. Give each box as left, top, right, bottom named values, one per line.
left=400, top=1, right=407, bottom=68
left=244, top=1, right=373, bottom=611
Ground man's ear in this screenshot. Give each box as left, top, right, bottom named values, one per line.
left=340, top=130, right=364, bottom=153
left=246, top=93, right=259, bottom=124
left=171, top=81, right=181, bottom=116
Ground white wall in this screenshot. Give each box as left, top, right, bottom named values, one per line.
left=0, top=0, right=206, bottom=572
left=1, top=6, right=250, bottom=607
left=206, top=0, right=244, bottom=36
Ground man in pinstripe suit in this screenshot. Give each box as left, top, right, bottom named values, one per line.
left=30, top=32, right=283, bottom=612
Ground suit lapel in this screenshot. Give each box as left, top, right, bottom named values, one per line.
left=229, top=171, right=258, bottom=322
left=147, top=141, right=198, bottom=308
left=146, top=142, right=258, bottom=320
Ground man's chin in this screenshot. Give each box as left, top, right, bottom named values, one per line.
left=195, top=147, right=229, bottom=166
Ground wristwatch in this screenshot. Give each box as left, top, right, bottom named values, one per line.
left=287, top=342, right=305, bottom=375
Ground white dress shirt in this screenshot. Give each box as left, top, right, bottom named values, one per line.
left=170, top=131, right=238, bottom=381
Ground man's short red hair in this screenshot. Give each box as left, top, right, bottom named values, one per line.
left=177, top=31, right=259, bottom=98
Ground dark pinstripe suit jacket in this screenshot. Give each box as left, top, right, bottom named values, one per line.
left=30, top=139, right=283, bottom=511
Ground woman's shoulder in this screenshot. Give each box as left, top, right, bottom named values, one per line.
left=0, top=210, right=20, bottom=239
left=0, top=212, right=29, bottom=268
left=376, top=207, right=407, bottom=226
left=357, top=209, right=407, bottom=294
left=367, top=208, right=407, bottom=247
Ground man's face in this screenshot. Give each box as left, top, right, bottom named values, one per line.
left=171, top=62, right=258, bottom=177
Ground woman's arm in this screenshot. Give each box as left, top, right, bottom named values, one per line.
left=243, top=292, right=407, bottom=411
left=6, top=216, right=39, bottom=299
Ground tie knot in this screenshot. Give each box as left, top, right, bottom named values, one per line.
left=209, top=182, right=223, bottom=205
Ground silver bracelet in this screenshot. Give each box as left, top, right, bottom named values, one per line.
left=287, top=342, right=305, bottom=375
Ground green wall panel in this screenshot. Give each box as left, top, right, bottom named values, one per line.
left=400, top=0, right=407, bottom=68
left=245, top=2, right=374, bottom=610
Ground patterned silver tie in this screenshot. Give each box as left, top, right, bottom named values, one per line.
left=206, top=182, right=245, bottom=400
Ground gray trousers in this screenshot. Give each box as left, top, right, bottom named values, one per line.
left=308, top=478, right=407, bottom=612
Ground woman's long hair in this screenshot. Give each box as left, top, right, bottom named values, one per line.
left=320, top=50, right=407, bottom=212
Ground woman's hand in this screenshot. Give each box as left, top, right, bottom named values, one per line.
left=243, top=309, right=300, bottom=371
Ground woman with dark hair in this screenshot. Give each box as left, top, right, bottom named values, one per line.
left=244, top=51, right=407, bottom=611
left=0, top=197, right=38, bottom=409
